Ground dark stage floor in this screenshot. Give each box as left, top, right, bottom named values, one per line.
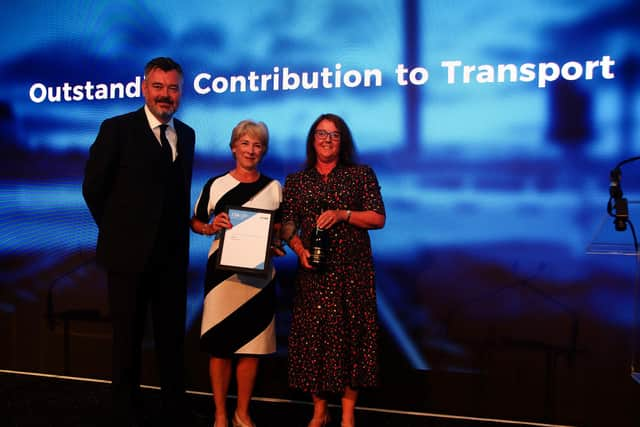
left=0, top=371, right=576, bottom=427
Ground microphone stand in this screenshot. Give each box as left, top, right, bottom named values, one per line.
left=607, top=156, right=640, bottom=381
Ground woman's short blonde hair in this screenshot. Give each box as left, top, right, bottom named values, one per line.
left=229, top=120, right=269, bottom=157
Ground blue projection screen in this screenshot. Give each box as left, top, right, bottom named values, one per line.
left=2, top=0, right=640, bottom=424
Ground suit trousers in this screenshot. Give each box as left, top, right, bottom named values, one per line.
left=107, top=265, right=187, bottom=424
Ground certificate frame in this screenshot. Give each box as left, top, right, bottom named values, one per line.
left=215, top=205, right=276, bottom=276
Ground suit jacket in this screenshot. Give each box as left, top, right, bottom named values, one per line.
left=82, top=107, right=195, bottom=273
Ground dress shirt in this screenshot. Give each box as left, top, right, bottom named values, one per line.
left=144, top=104, right=177, bottom=161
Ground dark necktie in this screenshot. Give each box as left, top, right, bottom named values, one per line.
left=159, top=124, right=173, bottom=163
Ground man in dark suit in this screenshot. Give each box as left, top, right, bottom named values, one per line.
left=82, top=57, right=195, bottom=426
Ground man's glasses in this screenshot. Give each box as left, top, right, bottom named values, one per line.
left=315, top=129, right=341, bottom=141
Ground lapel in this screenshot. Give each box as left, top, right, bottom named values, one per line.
left=134, top=107, right=164, bottom=158
left=134, top=107, right=193, bottom=194
left=173, top=118, right=194, bottom=194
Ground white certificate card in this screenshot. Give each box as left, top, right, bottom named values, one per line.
left=216, top=206, right=275, bottom=276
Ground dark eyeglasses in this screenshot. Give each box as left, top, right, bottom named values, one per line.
left=315, top=129, right=341, bottom=141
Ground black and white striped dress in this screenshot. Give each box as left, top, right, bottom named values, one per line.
left=194, top=173, right=282, bottom=357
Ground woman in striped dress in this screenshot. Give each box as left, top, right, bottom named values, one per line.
left=191, top=120, right=283, bottom=427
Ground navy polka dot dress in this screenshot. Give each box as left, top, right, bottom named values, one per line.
left=281, top=164, right=385, bottom=393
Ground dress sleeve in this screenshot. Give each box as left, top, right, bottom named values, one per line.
left=361, top=166, right=386, bottom=215
left=193, top=177, right=215, bottom=222
left=273, top=180, right=284, bottom=223
left=280, top=173, right=299, bottom=227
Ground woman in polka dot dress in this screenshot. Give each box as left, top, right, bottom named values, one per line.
left=281, top=113, right=386, bottom=427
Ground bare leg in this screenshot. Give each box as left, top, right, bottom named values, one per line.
left=307, top=393, right=330, bottom=427
left=210, top=357, right=232, bottom=426
left=234, top=357, right=259, bottom=425
left=341, top=386, right=358, bottom=427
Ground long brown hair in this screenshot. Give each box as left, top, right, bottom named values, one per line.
left=304, top=113, right=357, bottom=170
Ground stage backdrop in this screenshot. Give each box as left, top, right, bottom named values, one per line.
left=2, top=1, right=640, bottom=425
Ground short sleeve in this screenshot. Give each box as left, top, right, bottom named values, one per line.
left=193, top=177, right=215, bottom=222
left=280, top=173, right=300, bottom=227
left=361, top=166, right=385, bottom=215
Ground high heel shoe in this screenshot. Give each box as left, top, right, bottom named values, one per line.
left=232, top=412, right=256, bottom=427
left=307, top=413, right=330, bottom=427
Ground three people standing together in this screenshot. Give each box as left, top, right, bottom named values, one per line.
left=84, top=57, right=385, bottom=427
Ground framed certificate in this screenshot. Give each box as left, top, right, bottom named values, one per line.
left=215, top=205, right=276, bottom=276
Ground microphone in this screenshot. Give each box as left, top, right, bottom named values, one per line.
left=608, top=166, right=628, bottom=231
left=609, top=167, right=622, bottom=200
